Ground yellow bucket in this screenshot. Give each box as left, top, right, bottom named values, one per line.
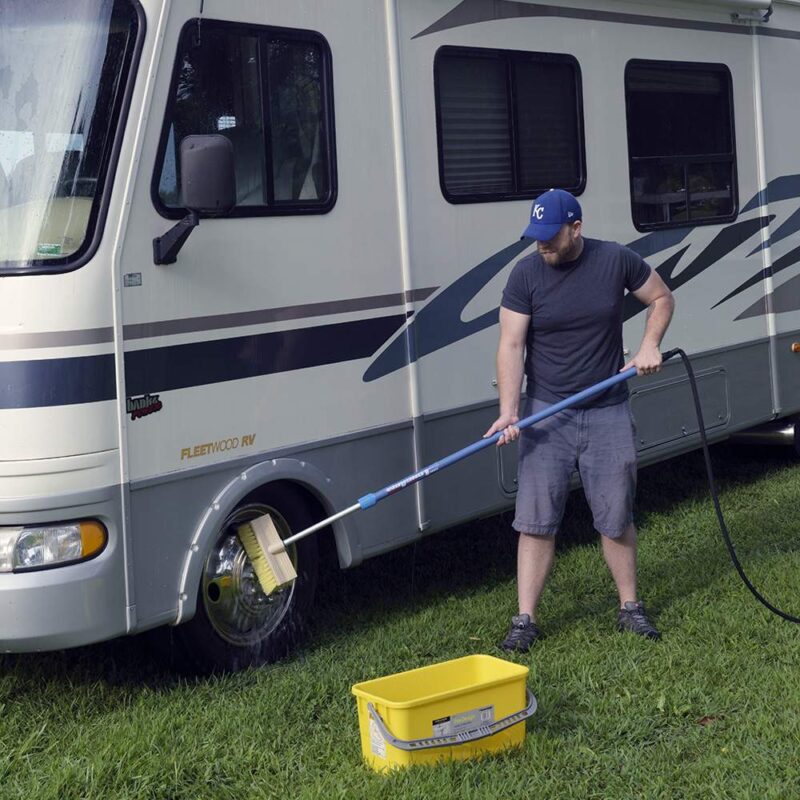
left=351, top=654, right=536, bottom=772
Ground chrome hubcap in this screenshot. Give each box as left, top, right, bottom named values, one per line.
left=201, top=503, right=296, bottom=646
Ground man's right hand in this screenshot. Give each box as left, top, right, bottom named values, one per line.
left=484, top=413, right=520, bottom=447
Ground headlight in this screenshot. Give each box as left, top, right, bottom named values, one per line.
left=0, top=521, right=107, bottom=573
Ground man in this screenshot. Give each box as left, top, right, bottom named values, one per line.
left=484, top=189, right=674, bottom=652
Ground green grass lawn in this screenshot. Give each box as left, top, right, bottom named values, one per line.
left=2, top=443, right=800, bottom=800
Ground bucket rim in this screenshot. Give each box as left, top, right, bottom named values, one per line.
left=351, top=654, right=529, bottom=709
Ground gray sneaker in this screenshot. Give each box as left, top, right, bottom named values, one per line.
left=617, top=601, right=661, bottom=640
left=500, top=614, right=543, bottom=653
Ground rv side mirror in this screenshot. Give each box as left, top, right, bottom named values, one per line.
left=153, top=134, right=237, bottom=265
left=180, top=135, right=236, bottom=214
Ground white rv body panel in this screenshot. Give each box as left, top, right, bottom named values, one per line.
left=755, top=8, right=800, bottom=408
left=0, top=239, right=120, bottom=472
left=119, top=0, right=415, bottom=482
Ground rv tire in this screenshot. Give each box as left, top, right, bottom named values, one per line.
left=170, top=483, right=319, bottom=674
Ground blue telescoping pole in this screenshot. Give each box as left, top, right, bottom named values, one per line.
left=281, top=352, right=678, bottom=547
left=358, top=366, right=641, bottom=509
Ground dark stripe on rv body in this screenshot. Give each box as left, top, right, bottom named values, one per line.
left=738, top=176, right=800, bottom=256
left=659, top=216, right=774, bottom=290
left=2, top=312, right=413, bottom=408
left=0, top=354, right=116, bottom=410
left=414, top=0, right=800, bottom=40
left=737, top=271, right=800, bottom=320
left=623, top=216, right=773, bottom=321
left=364, top=219, right=762, bottom=381
left=626, top=227, right=694, bottom=259
left=0, top=288, right=437, bottom=351
left=748, top=206, right=800, bottom=256
left=363, top=239, right=533, bottom=382
left=0, top=328, right=115, bottom=350
left=125, top=313, right=408, bottom=396
left=741, top=174, right=800, bottom=213
left=122, top=287, right=437, bottom=340
left=715, top=242, right=800, bottom=309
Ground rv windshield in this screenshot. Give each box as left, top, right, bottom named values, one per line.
left=0, top=0, right=139, bottom=272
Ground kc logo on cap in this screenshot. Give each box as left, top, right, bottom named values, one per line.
left=522, top=189, right=582, bottom=242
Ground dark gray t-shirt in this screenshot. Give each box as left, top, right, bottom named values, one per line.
left=501, top=238, right=651, bottom=408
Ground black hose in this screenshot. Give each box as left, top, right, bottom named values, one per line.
left=664, top=348, right=800, bottom=624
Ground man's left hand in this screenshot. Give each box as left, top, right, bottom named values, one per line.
left=621, top=344, right=663, bottom=376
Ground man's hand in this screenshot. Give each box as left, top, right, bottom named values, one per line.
left=484, top=413, right=520, bottom=446
left=621, top=343, right=662, bottom=376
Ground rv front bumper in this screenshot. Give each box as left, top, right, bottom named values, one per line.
left=0, top=486, right=128, bottom=652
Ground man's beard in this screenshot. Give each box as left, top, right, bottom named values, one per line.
left=538, top=245, right=570, bottom=266
left=538, top=239, right=580, bottom=266
left=539, top=250, right=562, bottom=266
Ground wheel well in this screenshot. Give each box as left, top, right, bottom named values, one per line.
left=165, top=477, right=323, bottom=673
left=244, top=479, right=341, bottom=570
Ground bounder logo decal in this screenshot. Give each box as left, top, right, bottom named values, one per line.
left=127, top=393, right=162, bottom=420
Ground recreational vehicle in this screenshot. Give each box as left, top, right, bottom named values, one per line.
left=2, top=0, right=800, bottom=671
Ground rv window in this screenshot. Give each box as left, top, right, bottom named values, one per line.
left=625, top=61, right=737, bottom=230
left=155, top=21, right=335, bottom=217
left=434, top=47, right=585, bottom=203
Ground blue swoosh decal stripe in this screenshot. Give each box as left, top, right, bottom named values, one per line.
left=364, top=175, right=800, bottom=382
left=741, top=174, right=800, bottom=213
left=413, top=0, right=751, bottom=40
left=626, top=227, right=693, bottom=259
left=748, top=206, right=800, bottom=257
left=714, top=243, right=800, bottom=310
left=363, top=239, right=532, bottom=382
left=661, top=216, right=772, bottom=290
left=626, top=216, right=772, bottom=322
left=737, top=272, right=800, bottom=320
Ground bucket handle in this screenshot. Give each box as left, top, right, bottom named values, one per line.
left=367, top=689, right=537, bottom=752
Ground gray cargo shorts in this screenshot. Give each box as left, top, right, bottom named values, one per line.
left=513, top=397, right=638, bottom=539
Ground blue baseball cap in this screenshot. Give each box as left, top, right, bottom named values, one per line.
left=521, top=189, right=582, bottom=241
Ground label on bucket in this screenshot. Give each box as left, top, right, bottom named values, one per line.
left=369, top=717, right=387, bottom=759
left=432, top=705, right=494, bottom=737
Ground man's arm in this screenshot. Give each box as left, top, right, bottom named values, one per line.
left=622, top=269, right=675, bottom=376
left=484, top=307, right=530, bottom=445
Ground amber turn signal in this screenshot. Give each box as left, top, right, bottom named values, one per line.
left=80, top=521, right=107, bottom=557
